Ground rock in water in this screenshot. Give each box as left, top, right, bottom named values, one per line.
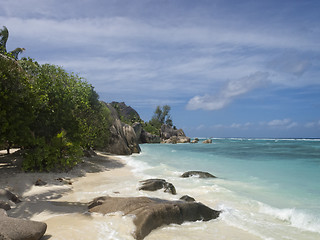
left=139, top=179, right=176, bottom=195
left=202, top=139, right=212, bottom=143
left=0, top=210, right=47, bottom=240
left=88, top=196, right=220, bottom=240
left=181, top=171, right=216, bottom=178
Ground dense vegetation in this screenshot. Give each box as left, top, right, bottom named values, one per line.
left=0, top=26, right=111, bottom=171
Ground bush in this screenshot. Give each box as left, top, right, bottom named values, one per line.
left=23, top=130, right=82, bottom=172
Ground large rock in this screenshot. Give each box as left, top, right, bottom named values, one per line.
left=202, top=139, right=212, bottom=144
left=160, top=125, right=190, bottom=143
left=101, top=102, right=141, bottom=155
left=0, top=209, right=47, bottom=240
left=181, top=171, right=217, bottom=178
left=88, top=196, right=221, bottom=240
left=139, top=179, right=176, bottom=195
left=123, top=124, right=141, bottom=153
left=132, top=122, right=143, bottom=143
left=140, top=130, right=160, bottom=143
left=110, top=102, right=141, bottom=124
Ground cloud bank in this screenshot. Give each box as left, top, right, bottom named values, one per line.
left=186, top=72, right=269, bottom=110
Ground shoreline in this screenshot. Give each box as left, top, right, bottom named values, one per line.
left=1, top=150, right=138, bottom=239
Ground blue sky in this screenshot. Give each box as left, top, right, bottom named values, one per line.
left=1, top=0, right=320, bottom=138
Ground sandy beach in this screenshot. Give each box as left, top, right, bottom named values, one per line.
left=1, top=148, right=266, bottom=240
left=0, top=149, right=140, bottom=240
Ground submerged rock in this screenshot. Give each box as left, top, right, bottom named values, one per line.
left=88, top=196, right=221, bottom=240
left=139, top=179, right=176, bottom=195
left=181, top=171, right=216, bottom=178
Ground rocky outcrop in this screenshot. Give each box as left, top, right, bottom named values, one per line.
left=88, top=196, right=221, bottom=240
left=0, top=209, right=47, bottom=240
left=102, top=102, right=141, bottom=155
left=110, top=102, right=141, bottom=124
left=139, top=179, right=176, bottom=195
left=132, top=122, right=143, bottom=143
left=191, top=138, right=199, bottom=143
left=140, top=130, right=160, bottom=143
left=181, top=171, right=217, bottom=178
left=202, top=139, right=212, bottom=144
left=160, top=125, right=190, bottom=144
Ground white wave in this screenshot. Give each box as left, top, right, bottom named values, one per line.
left=259, top=204, right=320, bottom=233
left=120, top=155, right=153, bottom=177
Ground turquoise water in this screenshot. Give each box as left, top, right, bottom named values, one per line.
left=127, top=139, right=320, bottom=239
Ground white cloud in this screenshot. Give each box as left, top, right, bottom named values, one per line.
left=186, top=72, right=269, bottom=110
left=305, top=120, right=320, bottom=128
left=266, top=118, right=298, bottom=129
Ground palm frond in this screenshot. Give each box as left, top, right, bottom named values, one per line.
left=0, top=26, right=9, bottom=53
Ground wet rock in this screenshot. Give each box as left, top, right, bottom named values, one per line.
left=202, top=139, right=212, bottom=144
left=139, top=179, right=176, bottom=195
left=180, top=195, right=196, bottom=202
left=181, top=171, right=216, bottom=178
left=88, top=196, right=221, bottom=240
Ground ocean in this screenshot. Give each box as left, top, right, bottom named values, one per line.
left=121, top=138, right=320, bottom=240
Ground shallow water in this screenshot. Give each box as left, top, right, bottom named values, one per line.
left=121, top=139, right=320, bottom=240
left=37, top=139, right=320, bottom=239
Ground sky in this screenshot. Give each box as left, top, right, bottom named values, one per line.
left=1, top=0, right=320, bottom=138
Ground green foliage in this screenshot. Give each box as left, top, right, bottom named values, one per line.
left=0, top=55, right=34, bottom=149
left=111, top=102, right=143, bottom=125
left=143, top=105, right=173, bottom=135
left=22, top=130, right=82, bottom=172
left=0, top=26, right=25, bottom=59
left=1, top=26, right=112, bottom=172
left=151, top=105, right=172, bottom=127
left=143, top=122, right=160, bottom=135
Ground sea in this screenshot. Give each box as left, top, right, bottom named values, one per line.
left=119, top=138, right=320, bottom=240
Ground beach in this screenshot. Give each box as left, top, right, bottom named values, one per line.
left=1, top=149, right=260, bottom=240
left=1, top=150, right=138, bottom=239
left=1, top=139, right=320, bottom=240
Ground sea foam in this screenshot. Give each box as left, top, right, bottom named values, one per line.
left=259, top=204, right=320, bottom=233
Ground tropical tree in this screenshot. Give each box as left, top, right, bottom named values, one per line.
left=143, top=105, right=173, bottom=135
left=19, top=58, right=111, bottom=171
left=151, top=105, right=173, bottom=127
left=0, top=54, right=34, bottom=154
left=0, top=26, right=25, bottom=59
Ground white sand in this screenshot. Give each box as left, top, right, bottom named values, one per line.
left=1, top=150, right=262, bottom=240
left=0, top=150, right=138, bottom=239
